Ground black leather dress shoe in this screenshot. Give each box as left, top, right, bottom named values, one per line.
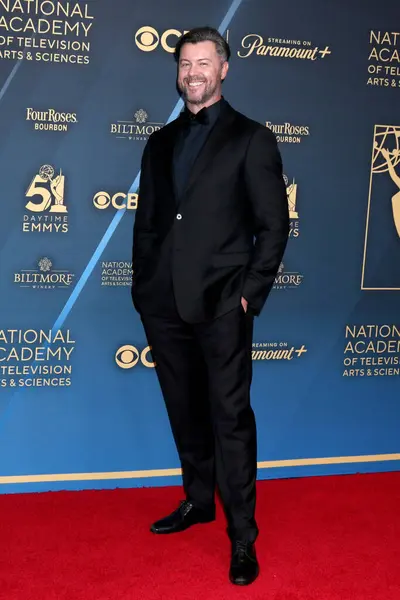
left=150, top=500, right=215, bottom=534
left=229, top=541, right=259, bottom=585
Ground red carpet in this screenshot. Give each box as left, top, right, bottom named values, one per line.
left=1, top=473, right=400, bottom=600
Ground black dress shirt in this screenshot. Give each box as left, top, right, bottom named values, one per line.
left=173, top=98, right=223, bottom=202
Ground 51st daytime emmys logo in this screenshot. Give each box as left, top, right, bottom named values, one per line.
left=23, top=164, right=68, bottom=233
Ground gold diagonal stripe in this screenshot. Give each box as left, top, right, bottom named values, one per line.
left=361, top=123, right=376, bottom=288
left=1, top=454, right=399, bottom=485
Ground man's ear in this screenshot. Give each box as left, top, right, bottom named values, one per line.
left=221, top=61, right=229, bottom=81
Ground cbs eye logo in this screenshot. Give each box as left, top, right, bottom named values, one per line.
left=115, top=345, right=155, bottom=369
left=93, top=192, right=138, bottom=211
left=134, top=26, right=189, bottom=53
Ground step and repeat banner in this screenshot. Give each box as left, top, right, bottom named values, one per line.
left=0, top=0, right=399, bottom=493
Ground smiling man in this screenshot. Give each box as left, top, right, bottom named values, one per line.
left=131, top=27, right=289, bottom=586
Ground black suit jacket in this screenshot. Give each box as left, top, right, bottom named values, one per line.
left=132, top=100, right=289, bottom=323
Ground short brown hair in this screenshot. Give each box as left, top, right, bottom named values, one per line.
left=174, top=27, right=231, bottom=63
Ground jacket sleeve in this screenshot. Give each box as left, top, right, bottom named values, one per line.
left=132, top=138, right=157, bottom=275
left=242, top=127, right=289, bottom=315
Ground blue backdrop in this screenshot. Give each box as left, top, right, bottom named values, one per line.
left=0, top=0, right=399, bottom=494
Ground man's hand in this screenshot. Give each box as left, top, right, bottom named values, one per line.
left=241, top=297, right=248, bottom=313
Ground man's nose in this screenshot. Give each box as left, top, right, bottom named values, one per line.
left=188, top=64, right=200, bottom=77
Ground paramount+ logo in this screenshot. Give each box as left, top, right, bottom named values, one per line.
left=134, top=26, right=189, bottom=53
left=93, top=192, right=138, bottom=211
left=115, top=345, right=155, bottom=369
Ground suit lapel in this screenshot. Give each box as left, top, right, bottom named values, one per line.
left=182, top=102, right=236, bottom=197
left=160, top=121, right=179, bottom=202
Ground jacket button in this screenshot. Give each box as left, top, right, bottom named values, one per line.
left=176, top=213, right=182, bottom=220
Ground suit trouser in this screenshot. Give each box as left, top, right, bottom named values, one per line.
left=141, top=305, right=258, bottom=543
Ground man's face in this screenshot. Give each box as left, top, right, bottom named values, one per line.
left=177, top=40, right=229, bottom=108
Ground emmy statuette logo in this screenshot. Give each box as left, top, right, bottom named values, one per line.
left=284, top=175, right=298, bottom=219
left=25, top=164, right=67, bottom=213
left=370, top=126, right=400, bottom=235
left=362, top=125, right=400, bottom=290
left=374, top=135, right=400, bottom=236
left=284, top=174, right=300, bottom=237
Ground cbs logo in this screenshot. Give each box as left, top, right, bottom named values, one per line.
left=135, top=26, right=189, bottom=53
left=93, top=192, right=138, bottom=210
left=115, top=345, right=155, bottom=369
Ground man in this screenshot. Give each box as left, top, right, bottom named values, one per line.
left=132, top=27, right=289, bottom=586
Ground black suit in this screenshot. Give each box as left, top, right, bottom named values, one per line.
left=132, top=99, right=288, bottom=542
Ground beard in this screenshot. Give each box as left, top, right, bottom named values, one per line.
left=178, top=77, right=219, bottom=106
